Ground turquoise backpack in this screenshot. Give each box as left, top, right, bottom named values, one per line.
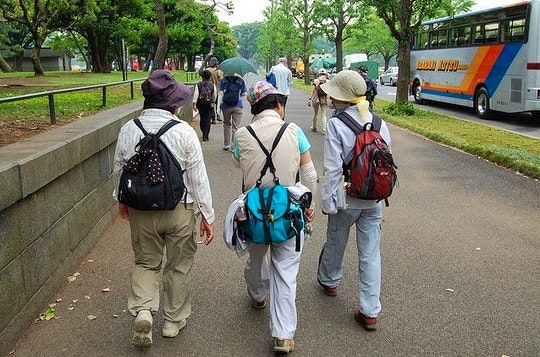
left=241, top=123, right=304, bottom=251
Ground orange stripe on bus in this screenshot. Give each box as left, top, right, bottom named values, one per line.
left=421, top=46, right=504, bottom=96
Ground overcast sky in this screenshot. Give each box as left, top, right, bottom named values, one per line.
left=217, top=0, right=522, bottom=27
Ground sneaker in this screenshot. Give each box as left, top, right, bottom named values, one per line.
left=273, top=338, right=295, bottom=353
left=211, top=120, right=216, bottom=124
left=317, top=278, right=338, bottom=297
left=251, top=297, right=267, bottom=309
left=354, top=308, right=377, bottom=331
left=132, top=310, right=152, bottom=347
left=223, top=145, right=230, bottom=151
left=161, top=319, right=187, bottom=338
left=310, top=127, right=317, bottom=132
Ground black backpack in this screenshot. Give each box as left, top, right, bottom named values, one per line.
left=118, top=118, right=186, bottom=210
left=222, top=77, right=242, bottom=105
left=197, top=81, right=214, bottom=106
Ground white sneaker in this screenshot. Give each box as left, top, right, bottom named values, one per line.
left=162, top=319, right=187, bottom=338
left=132, top=310, right=153, bottom=347
left=223, top=145, right=230, bottom=151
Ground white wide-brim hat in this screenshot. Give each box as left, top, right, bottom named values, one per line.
left=320, top=70, right=366, bottom=103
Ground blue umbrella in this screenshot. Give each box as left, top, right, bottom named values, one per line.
left=219, top=57, right=258, bottom=77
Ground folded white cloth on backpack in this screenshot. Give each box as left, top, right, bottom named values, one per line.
left=223, top=193, right=249, bottom=257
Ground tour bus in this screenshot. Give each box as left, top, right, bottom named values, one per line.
left=410, top=0, right=540, bottom=119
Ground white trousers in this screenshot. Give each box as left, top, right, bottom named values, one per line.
left=244, top=237, right=303, bottom=339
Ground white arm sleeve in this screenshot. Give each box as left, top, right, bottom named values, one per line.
left=300, top=161, right=318, bottom=207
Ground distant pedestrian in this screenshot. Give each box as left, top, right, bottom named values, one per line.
left=308, top=68, right=329, bottom=134
left=317, top=70, right=392, bottom=331
left=206, top=57, right=223, bottom=123
left=270, top=57, right=293, bottom=108
left=193, top=69, right=217, bottom=141
left=358, top=65, right=378, bottom=111
left=232, top=81, right=318, bottom=354
left=112, top=69, right=215, bottom=348
left=219, top=74, right=247, bottom=151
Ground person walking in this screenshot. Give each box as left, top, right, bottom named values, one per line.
left=308, top=68, right=329, bottom=134
left=317, top=70, right=392, bottom=331
left=193, top=69, right=217, bottom=141
left=112, top=69, right=215, bottom=348
left=232, top=81, right=318, bottom=354
left=270, top=57, right=293, bottom=108
left=205, top=57, right=223, bottom=123
left=219, top=74, right=247, bottom=151
left=358, top=65, right=378, bottom=111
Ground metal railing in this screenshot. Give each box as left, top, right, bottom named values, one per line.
left=0, top=79, right=145, bottom=125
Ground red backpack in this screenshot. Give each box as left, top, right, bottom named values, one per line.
left=336, top=112, right=397, bottom=205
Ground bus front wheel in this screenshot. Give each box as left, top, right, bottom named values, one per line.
left=532, top=112, right=540, bottom=121
left=413, top=82, right=424, bottom=104
left=474, top=87, right=491, bottom=119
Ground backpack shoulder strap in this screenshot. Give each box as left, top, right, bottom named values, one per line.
left=246, top=123, right=289, bottom=186
left=155, top=119, right=180, bottom=139
left=133, top=118, right=149, bottom=136
left=335, top=111, right=363, bottom=135
left=369, top=114, right=382, bottom=132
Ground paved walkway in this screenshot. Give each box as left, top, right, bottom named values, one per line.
left=9, top=75, right=540, bottom=356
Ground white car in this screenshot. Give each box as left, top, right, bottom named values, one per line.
left=379, top=67, right=398, bottom=86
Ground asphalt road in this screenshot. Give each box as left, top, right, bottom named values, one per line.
left=9, top=76, right=540, bottom=356
left=376, top=83, right=540, bottom=139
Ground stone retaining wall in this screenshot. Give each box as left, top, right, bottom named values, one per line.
left=0, top=99, right=193, bottom=355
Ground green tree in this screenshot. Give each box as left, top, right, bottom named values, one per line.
left=364, top=0, right=474, bottom=102
left=232, top=22, right=262, bottom=60
left=0, top=0, right=79, bottom=76
left=46, top=31, right=90, bottom=70
left=198, top=0, right=234, bottom=70
left=344, top=11, right=397, bottom=69
left=258, top=1, right=301, bottom=70
left=314, top=0, right=366, bottom=72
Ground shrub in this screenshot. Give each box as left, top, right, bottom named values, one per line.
left=384, top=101, right=416, bottom=116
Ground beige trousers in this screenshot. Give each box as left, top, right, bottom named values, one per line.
left=127, top=203, right=196, bottom=322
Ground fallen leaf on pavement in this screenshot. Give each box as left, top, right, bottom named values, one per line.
left=102, top=287, right=110, bottom=292
left=445, top=288, right=455, bottom=293
left=87, top=315, right=97, bottom=320
left=84, top=295, right=91, bottom=300
left=39, top=308, right=55, bottom=321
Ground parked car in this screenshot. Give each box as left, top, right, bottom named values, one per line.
left=379, top=67, right=398, bottom=86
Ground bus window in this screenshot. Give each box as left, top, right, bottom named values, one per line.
left=485, top=23, right=499, bottom=43
left=473, top=25, right=484, bottom=44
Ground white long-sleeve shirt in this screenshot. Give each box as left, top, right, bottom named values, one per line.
left=112, top=109, right=215, bottom=223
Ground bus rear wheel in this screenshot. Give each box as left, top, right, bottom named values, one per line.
left=532, top=112, right=540, bottom=121
left=474, top=87, right=491, bottom=119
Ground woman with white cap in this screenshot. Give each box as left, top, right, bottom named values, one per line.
left=317, top=70, right=392, bottom=331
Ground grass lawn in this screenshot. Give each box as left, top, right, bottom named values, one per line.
left=293, top=78, right=540, bottom=180
left=0, top=70, right=195, bottom=147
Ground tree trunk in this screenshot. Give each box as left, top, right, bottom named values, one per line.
left=335, top=26, right=344, bottom=72
left=153, top=0, right=168, bottom=70
left=86, top=30, right=111, bottom=73
left=396, top=39, right=411, bottom=102
left=31, top=44, right=45, bottom=76
left=0, top=55, right=13, bottom=72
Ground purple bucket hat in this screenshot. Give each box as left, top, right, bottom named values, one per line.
left=142, top=69, right=191, bottom=112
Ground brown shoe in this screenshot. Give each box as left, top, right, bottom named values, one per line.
left=354, top=308, right=377, bottom=331
left=317, top=279, right=338, bottom=296
left=273, top=337, right=294, bottom=353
